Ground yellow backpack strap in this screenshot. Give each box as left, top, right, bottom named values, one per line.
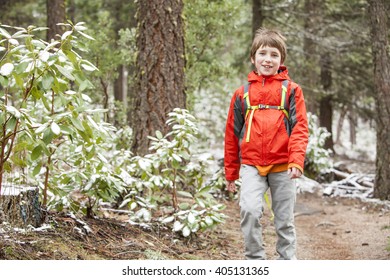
left=243, top=83, right=250, bottom=119
left=243, top=84, right=258, bottom=143
left=244, top=80, right=290, bottom=143
left=280, top=80, right=289, bottom=119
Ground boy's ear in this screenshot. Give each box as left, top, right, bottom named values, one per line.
left=250, top=57, right=255, bottom=64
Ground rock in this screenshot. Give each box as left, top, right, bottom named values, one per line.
left=323, top=186, right=334, bottom=196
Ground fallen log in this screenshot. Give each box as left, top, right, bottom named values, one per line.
left=0, top=184, right=44, bottom=228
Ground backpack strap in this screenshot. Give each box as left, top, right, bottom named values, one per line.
left=280, top=79, right=289, bottom=119
left=243, top=80, right=290, bottom=142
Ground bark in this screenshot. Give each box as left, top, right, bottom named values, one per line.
left=0, top=186, right=43, bottom=227
left=252, top=0, right=264, bottom=39
left=319, top=51, right=334, bottom=152
left=335, top=107, right=347, bottom=145
left=131, top=0, right=186, bottom=156
left=303, top=0, right=321, bottom=113
left=46, top=0, right=66, bottom=41
left=348, top=107, right=357, bottom=146
left=368, top=0, right=390, bottom=200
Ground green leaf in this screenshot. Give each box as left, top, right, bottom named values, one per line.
left=14, top=61, right=29, bottom=74
left=205, top=216, right=213, bottom=226
left=42, top=75, right=54, bottom=90
left=61, top=30, right=73, bottom=41
left=172, top=153, right=182, bottom=162
left=80, top=63, right=97, bottom=72
left=59, top=125, right=73, bottom=135
left=155, top=130, right=163, bottom=139
left=70, top=117, right=84, bottom=131
left=41, top=94, right=51, bottom=111
left=32, top=162, right=42, bottom=176
left=50, top=121, right=61, bottom=135
left=77, top=30, right=95, bottom=41
left=79, top=80, right=93, bottom=92
left=6, top=105, right=21, bottom=118
left=13, top=73, right=24, bottom=88
left=0, top=76, right=9, bottom=87
left=35, top=122, right=49, bottom=134
left=42, top=131, right=54, bottom=145
left=31, top=145, right=43, bottom=161
left=0, top=63, right=14, bottom=76
left=0, top=27, right=11, bottom=39
left=55, top=64, right=75, bottom=81
left=6, top=116, right=17, bottom=131
left=177, top=191, right=193, bottom=198
left=161, top=216, right=174, bottom=224
left=173, top=221, right=184, bottom=232
left=179, top=202, right=190, bottom=210
left=187, top=212, right=196, bottom=224
left=182, top=226, right=191, bottom=237
left=138, top=158, right=151, bottom=171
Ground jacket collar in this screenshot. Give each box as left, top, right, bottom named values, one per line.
left=248, top=65, right=290, bottom=83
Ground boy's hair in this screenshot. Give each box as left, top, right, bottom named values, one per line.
left=250, top=28, right=287, bottom=64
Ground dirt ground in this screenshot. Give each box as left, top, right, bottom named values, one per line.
left=0, top=188, right=389, bottom=260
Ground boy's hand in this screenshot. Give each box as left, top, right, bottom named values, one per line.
left=226, top=180, right=236, bottom=193
left=288, top=167, right=302, bottom=179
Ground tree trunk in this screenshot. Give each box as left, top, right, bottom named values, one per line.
left=368, top=0, right=390, bottom=200
left=319, top=51, right=334, bottom=152
left=114, top=65, right=125, bottom=126
left=303, top=0, right=321, bottom=114
left=348, top=106, right=357, bottom=146
left=335, top=107, right=347, bottom=145
left=46, top=0, right=66, bottom=41
left=252, top=0, right=264, bottom=38
left=131, top=0, right=186, bottom=156
left=0, top=186, right=43, bottom=227
left=106, top=0, right=137, bottom=127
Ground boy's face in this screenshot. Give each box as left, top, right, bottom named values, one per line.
left=251, top=45, right=282, bottom=76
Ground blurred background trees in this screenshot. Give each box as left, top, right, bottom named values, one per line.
left=1, top=0, right=389, bottom=205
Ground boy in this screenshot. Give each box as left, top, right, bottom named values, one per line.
left=224, top=27, right=308, bottom=260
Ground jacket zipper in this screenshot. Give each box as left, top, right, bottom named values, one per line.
left=261, top=77, right=265, bottom=164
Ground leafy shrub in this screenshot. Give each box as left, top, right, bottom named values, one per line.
left=304, top=112, right=333, bottom=178
left=120, top=109, right=226, bottom=237
left=0, top=23, right=113, bottom=200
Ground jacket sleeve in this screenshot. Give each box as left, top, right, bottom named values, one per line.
left=224, top=88, right=245, bottom=181
left=287, top=84, right=309, bottom=170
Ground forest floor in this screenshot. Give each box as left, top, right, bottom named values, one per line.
left=0, top=162, right=389, bottom=260
left=0, top=191, right=389, bottom=260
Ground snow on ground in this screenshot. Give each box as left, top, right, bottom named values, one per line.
left=333, top=112, right=376, bottom=162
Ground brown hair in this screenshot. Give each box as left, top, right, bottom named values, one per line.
left=250, top=28, right=287, bottom=64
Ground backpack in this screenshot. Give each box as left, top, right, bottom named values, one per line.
left=242, top=80, right=290, bottom=142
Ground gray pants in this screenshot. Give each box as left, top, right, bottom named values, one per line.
left=239, top=164, right=297, bottom=260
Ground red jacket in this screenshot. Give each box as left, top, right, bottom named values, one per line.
left=224, top=67, right=309, bottom=181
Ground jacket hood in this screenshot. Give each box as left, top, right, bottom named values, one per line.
left=248, top=65, right=290, bottom=83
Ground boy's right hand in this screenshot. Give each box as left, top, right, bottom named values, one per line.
left=226, top=180, right=236, bottom=193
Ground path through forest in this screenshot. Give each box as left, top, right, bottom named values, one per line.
left=220, top=190, right=390, bottom=260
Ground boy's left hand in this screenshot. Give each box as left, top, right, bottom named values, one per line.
left=288, top=167, right=302, bottom=179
